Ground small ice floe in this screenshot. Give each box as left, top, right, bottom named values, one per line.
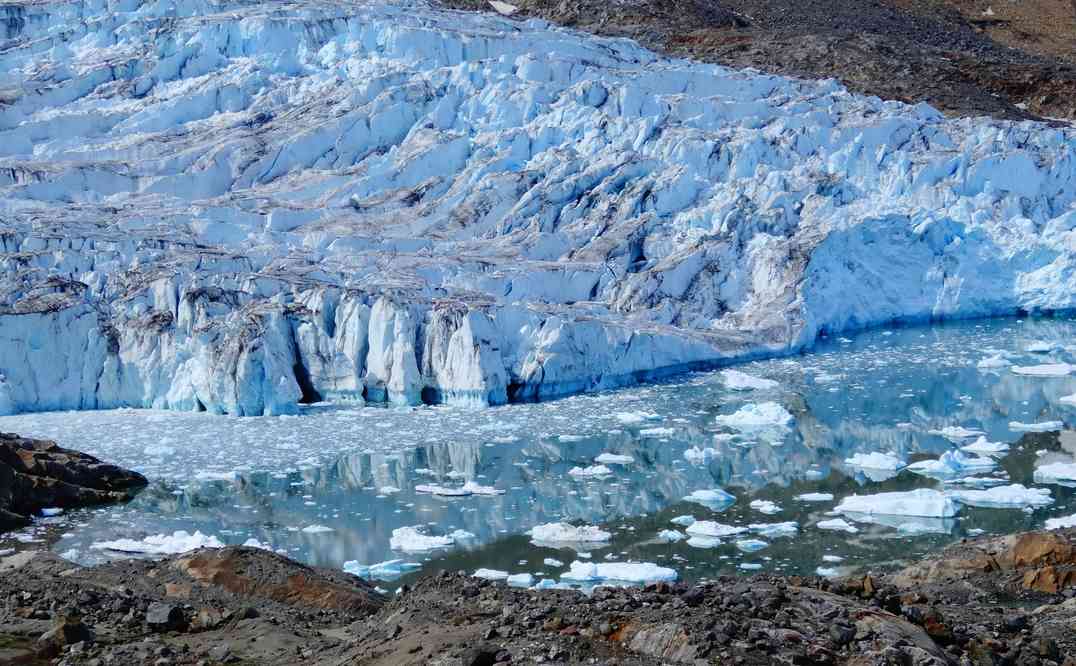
left=657, top=530, right=687, bottom=543
left=461, top=481, right=505, bottom=496
left=683, top=488, right=736, bottom=510
left=844, top=452, right=905, bottom=471
left=817, top=519, right=858, bottom=534
left=960, top=437, right=1010, bottom=456
left=822, top=555, right=844, bottom=563
left=735, top=539, right=769, bottom=552
left=1009, top=421, right=1064, bottom=433
left=569, top=464, right=614, bottom=478
left=714, top=402, right=794, bottom=439
left=685, top=521, right=747, bottom=548
left=301, top=524, right=334, bottom=534
left=749, top=522, right=799, bottom=538
left=344, top=559, right=421, bottom=581
left=594, top=453, right=634, bottom=465
left=543, top=557, right=564, bottom=567
left=507, top=573, right=534, bottom=587
left=906, top=450, right=997, bottom=479
left=416, top=484, right=469, bottom=496
left=977, top=354, right=1012, bottom=370
left=670, top=515, right=696, bottom=527
left=241, top=538, right=273, bottom=550
left=389, top=526, right=459, bottom=552
left=928, top=426, right=985, bottom=441
left=379, top=486, right=401, bottom=494
left=796, top=493, right=834, bottom=502
left=749, top=500, right=781, bottom=515
left=560, top=561, right=677, bottom=586
left=614, top=411, right=661, bottom=425
left=946, top=484, right=1052, bottom=509
left=721, top=370, right=779, bottom=391
left=835, top=489, right=959, bottom=518
left=816, top=567, right=841, bottom=577
left=473, top=568, right=509, bottom=581
left=1045, top=514, right=1076, bottom=530
left=639, top=427, right=676, bottom=437
left=1025, top=340, right=1061, bottom=353
left=683, top=446, right=718, bottom=465
left=943, top=475, right=1009, bottom=488
left=1033, top=462, right=1076, bottom=484
left=91, top=530, right=224, bottom=555
left=1011, top=364, right=1075, bottom=377
left=739, top=563, right=762, bottom=571
left=529, top=522, right=612, bottom=547
left=40, top=508, right=64, bottom=517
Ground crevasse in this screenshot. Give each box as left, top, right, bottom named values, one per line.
left=0, top=0, right=1074, bottom=415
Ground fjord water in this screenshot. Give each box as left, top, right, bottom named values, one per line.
left=2, top=317, right=1075, bottom=586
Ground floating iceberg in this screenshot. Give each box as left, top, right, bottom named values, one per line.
left=721, top=370, right=779, bottom=391
left=835, top=489, right=959, bottom=518
left=1034, top=462, right=1076, bottom=484
left=569, top=465, right=614, bottom=478
left=977, top=355, right=1012, bottom=369
left=749, top=500, right=782, bottom=515
left=685, top=521, right=748, bottom=539
left=300, top=524, right=335, bottom=534
left=543, top=558, right=564, bottom=567
left=656, top=530, right=687, bottom=543
left=844, top=452, right=905, bottom=471
left=739, top=563, right=763, bottom=571
left=817, top=519, right=859, bottom=534
left=344, top=559, right=422, bottom=581
left=530, top=523, right=612, bottom=546
left=473, top=568, right=509, bottom=581
left=947, top=484, right=1053, bottom=508
left=796, top=493, right=834, bottom=502
left=735, top=539, right=769, bottom=552
left=91, top=531, right=224, bottom=555
left=1045, top=514, right=1076, bottom=530
left=1009, top=421, right=1064, bottom=433
left=614, top=412, right=662, bottom=425
left=1011, top=364, right=1075, bottom=377
left=670, top=515, right=697, bottom=527
left=960, top=437, right=1010, bottom=456
left=816, top=567, right=841, bottom=577
left=560, top=561, right=677, bottom=586
left=507, top=573, right=535, bottom=588
left=906, top=450, right=998, bottom=478
left=594, top=453, right=634, bottom=465
left=389, top=526, right=457, bottom=552
left=749, top=522, right=799, bottom=538
left=928, top=426, right=985, bottom=441
left=714, top=403, right=794, bottom=438
left=683, top=488, right=737, bottom=510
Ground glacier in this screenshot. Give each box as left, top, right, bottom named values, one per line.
left=2, top=0, right=1076, bottom=415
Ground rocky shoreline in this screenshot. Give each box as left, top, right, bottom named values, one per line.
left=0, top=433, right=147, bottom=531
left=1, top=530, right=1075, bottom=664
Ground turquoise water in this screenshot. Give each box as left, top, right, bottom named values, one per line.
left=2, top=316, right=1075, bottom=587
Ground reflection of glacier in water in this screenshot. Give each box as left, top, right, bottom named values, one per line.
left=3, top=317, right=1076, bottom=583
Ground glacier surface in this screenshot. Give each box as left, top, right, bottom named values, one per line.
left=2, top=0, right=1076, bottom=414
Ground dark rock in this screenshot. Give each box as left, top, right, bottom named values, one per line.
left=38, top=609, right=94, bottom=657
left=461, top=644, right=500, bottom=666
left=145, top=603, right=186, bottom=633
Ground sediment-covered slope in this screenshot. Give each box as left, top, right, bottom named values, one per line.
left=1, top=0, right=1075, bottom=415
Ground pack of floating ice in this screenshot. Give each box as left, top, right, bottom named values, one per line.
left=1034, top=462, right=1076, bottom=484
left=344, top=559, right=422, bottom=580
left=817, top=519, right=859, bottom=534
left=1045, top=514, right=1076, bottom=530
left=594, top=453, right=634, bottom=465
left=906, top=450, right=998, bottom=479
left=569, top=465, right=614, bottom=478
left=721, top=370, right=779, bottom=392
left=928, top=426, right=985, bottom=441
left=560, top=561, right=677, bottom=585
left=90, top=530, right=224, bottom=555
left=714, top=403, right=794, bottom=438
left=1009, top=421, right=1065, bottom=433
left=1011, top=365, right=1075, bottom=377
left=947, top=484, right=1053, bottom=509
left=749, top=500, right=782, bottom=515
left=389, top=526, right=457, bottom=552
left=749, top=521, right=799, bottom=537
left=683, top=488, right=737, bottom=510
left=960, top=437, right=1010, bottom=456
left=836, top=489, right=960, bottom=518
left=529, top=522, right=612, bottom=546
left=844, top=452, right=905, bottom=471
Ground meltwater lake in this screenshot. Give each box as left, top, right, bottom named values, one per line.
left=3, top=316, right=1076, bottom=589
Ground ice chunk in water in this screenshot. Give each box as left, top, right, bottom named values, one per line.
left=1011, top=364, right=1075, bottom=377
left=749, top=500, right=781, bottom=515
left=301, top=524, right=334, bottom=533
left=614, top=411, right=661, bottom=424
left=1045, top=514, right=1076, bottom=530
left=91, top=530, right=225, bottom=555
left=817, top=519, right=858, bottom=534
left=560, top=561, right=677, bottom=585
left=714, top=402, right=794, bottom=438
left=670, top=515, right=696, bottom=527
left=594, top=453, right=634, bottom=465
left=344, top=559, right=421, bottom=580
left=460, top=481, right=505, bottom=496
left=796, top=493, right=834, bottom=502
left=816, top=567, right=840, bottom=577
left=543, top=558, right=564, bottom=567
left=473, top=568, right=509, bottom=581
left=739, top=563, right=762, bottom=571
left=686, top=521, right=748, bottom=539
left=40, top=508, right=63, bottom=517
left=1009, top=421, right=1064, bottom=433
left=1034, top=462, right=1076, bottom=484
left=657, top=530, right=686, bottom=543
left=947, top=484, right=1052, bottom=508
left=507, top=573, right=534, bottom=587
left=960, top=437, right=1010, bottom=456
left=835, top=489, right=959, bottom=517
left=822, top=555, right=844, bottom=563
left=749, top=522, right=799, bottom=537
left=529, top=523, right=612, bottom=546
left=844, top=452, right=905, bottom=470
left=569, top=464, right=614, bottom=478
left=683, top=489, right=736, bottom=510
left=389, top=526, right=456, bottom=552
left=721, top=370, right=779, bottom=391
left=977, top=354, right=1012, bottom=369
left=735, top=539, right=769, bottom=552
left=906, top=450, right=997, bottom=478
left=928, top=426, right=985, bottom=441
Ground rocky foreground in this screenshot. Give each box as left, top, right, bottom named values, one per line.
left=2, top=531, right=1076, bottom=665
left=0, top=433, right=147, bottom=531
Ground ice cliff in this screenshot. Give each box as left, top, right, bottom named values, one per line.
left=1, top=0, right=1075, bottom=414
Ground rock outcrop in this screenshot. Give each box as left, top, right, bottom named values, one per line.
left=1, top=0, right=1075, bottom=415
left=0, top=433, right=148, bottom=530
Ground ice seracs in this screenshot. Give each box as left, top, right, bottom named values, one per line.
left=2, top=0, right=1076, bottom=416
